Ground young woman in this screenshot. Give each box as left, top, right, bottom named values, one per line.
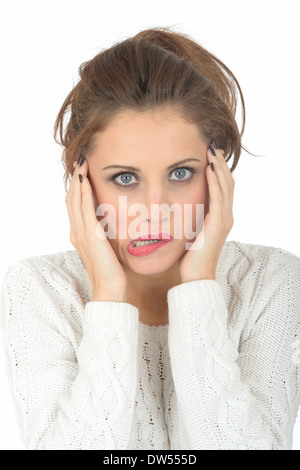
left=1, top=27, right=300, bottom=450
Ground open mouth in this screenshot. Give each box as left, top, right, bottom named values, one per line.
left=130, top=233, right=173, bottom=247
left=132, top=239, right=162, bottom=247
left=127, top=233, right=173, bottom=255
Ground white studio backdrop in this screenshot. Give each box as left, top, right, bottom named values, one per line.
left=0, top=0, right=299, bottom=450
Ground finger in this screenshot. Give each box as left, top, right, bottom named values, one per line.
left=65, top=161, right=84, bottom=233
left=207, top=147, right=233, bottom=187
left=75, top=159, right=102, bottom=234
left=79, top=172, right=99, bottom=233
left=67, top=159, right=81, bottom=194
left=207, top=147, right=235, bottom=198
left=207, top=150, right=235, bottom=225
left=206, top=163, right=223, bottom=219
left=206, top=163, right=234, bottom=238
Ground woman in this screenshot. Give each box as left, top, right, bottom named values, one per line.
left=1, top=27, right=300, bottom=450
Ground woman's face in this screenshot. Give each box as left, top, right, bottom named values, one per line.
left=87, top=106, right=209, bottom=276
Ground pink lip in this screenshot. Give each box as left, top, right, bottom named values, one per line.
left=127, top=232, right=173, bottom=257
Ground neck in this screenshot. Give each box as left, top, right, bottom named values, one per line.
left=125, top=263, right=181, bottom=326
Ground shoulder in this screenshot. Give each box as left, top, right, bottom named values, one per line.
left=218, top=240, right=300, bottom=338
left=1, top=249, right=92, bottom=315
left=2, top=249, right=88, bottom=288
left=229, top=242, right=300, bottom=371
left=3, top=249, right=82, bottom=276
left=0, top=250, right=92, bottom=343
left=220, top=239, right=300, bottom=281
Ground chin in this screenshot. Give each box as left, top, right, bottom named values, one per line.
left=124, top=244, right=186, bottom=275
left=130, top=260, right=170, bottom=274
left=127, top=263, right=173, bottom=277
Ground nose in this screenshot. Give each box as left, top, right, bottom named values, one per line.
left=137, top=186, right=177, bottom=229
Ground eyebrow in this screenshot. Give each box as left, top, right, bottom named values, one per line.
left=102, top=158, right=201, bottom=172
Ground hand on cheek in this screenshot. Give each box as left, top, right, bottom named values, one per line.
left=179, top=142, right=235, bottom=282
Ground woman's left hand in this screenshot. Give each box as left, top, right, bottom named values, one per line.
left=179, top=143, right=235, bottom=283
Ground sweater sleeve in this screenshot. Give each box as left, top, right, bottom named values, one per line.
left=0, top=262, right=139, bottom=450
left=167, top=260, right=300, bottom=450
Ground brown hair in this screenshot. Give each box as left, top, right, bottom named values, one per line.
left=54, top=26, right=250, bottom=192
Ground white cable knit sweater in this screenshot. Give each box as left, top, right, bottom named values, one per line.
left=1, top=240, right=300, bottom=450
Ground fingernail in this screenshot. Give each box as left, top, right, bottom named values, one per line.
left=209, top=144, right=216, bottom=156
left=77, top=154, right=85, bottom=167
left=79, top=174, right=83, bottom=183
left=211, top=139, right=219, bottom=150
left=210, top=162, right=214, bottom=171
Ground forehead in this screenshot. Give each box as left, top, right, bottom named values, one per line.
left=88, top=110, right=209, bottom=172
left=91, top=107, right=205, bottom=155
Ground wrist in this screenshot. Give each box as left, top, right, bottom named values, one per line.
left=181, top=272, right=216, bottom=283
left=92, top=288, right=127, bottom=302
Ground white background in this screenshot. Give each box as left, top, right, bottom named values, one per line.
left=0, top=0, right=299, bottom=450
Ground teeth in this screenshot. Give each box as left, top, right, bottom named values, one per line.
left=133, top=239, right=160, bottom=247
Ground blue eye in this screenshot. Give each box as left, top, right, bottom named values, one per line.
left=112, top=167, right=196, bottom=188
left=169, top=167, right=194, bottom=181
left=113, top=172, right=138, bottom=187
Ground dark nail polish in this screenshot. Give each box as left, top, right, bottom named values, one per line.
left=209, top=144, right=216, bottom=156
left=79, top=174, right=83, bottom=183
left=77, top=154, right=85, bottom=167
left=210, top=162, right=214, bottom=171
left=211, top=139, right=219, bottom=150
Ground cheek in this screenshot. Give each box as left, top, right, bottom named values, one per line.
left=92, top=186, right=119, bottom=223
left=178, top=181, right=208, bottom=240
left=181, top=175, right=208, bottom=205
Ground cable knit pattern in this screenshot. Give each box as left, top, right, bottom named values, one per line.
left=1, top=240, right=300, bottom=450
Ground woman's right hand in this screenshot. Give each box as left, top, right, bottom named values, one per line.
left=65, top=156, right=128, bottom=302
